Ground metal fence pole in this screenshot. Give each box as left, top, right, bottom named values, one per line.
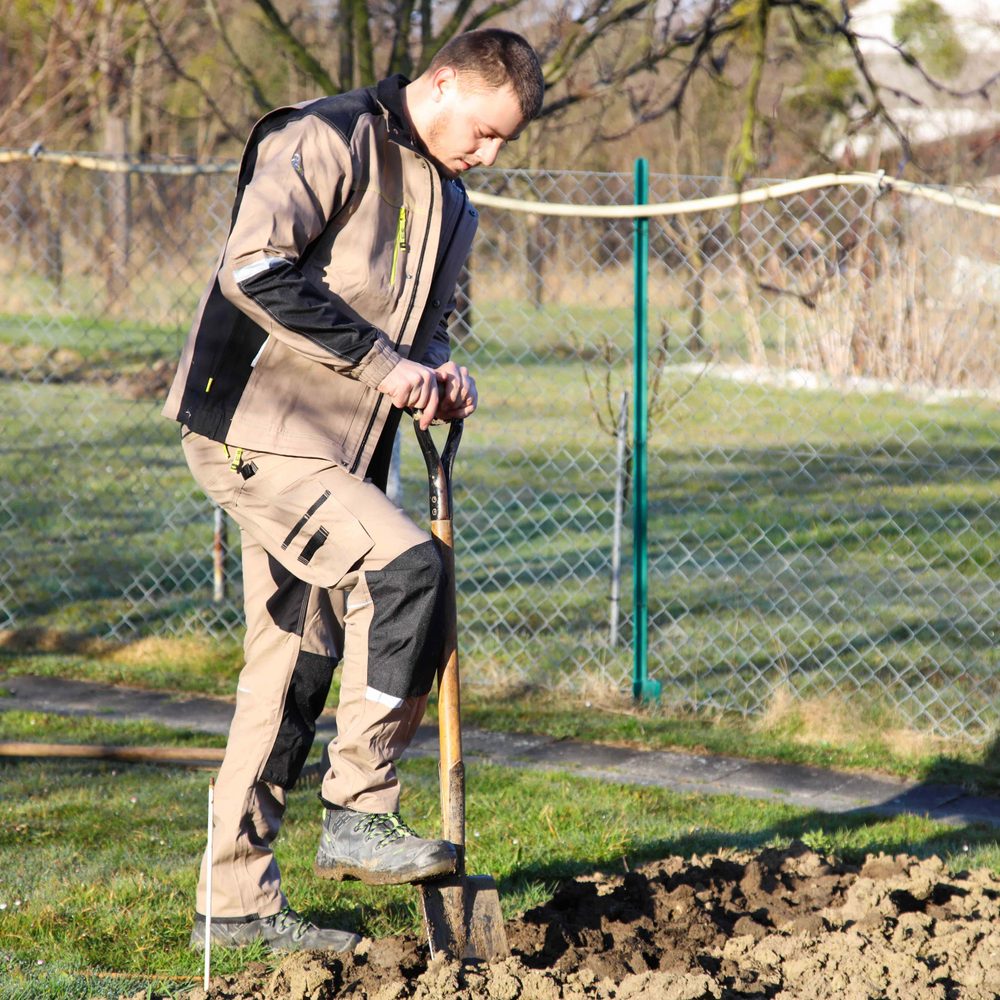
left=610, top=391, right=629, bottom=648
left=632, top=157, right=661, bottom=703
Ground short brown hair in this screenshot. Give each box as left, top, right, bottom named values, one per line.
left=429, top=28, right=544, bottom=123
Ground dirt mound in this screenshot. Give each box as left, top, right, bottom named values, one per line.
left=153, top=845, right=1000, bottom=1000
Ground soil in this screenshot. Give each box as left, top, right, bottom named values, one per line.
left=127, top=844, right=1000, bottom=1000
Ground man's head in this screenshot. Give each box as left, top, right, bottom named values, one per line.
left=404, top=29, right=544, bottom=179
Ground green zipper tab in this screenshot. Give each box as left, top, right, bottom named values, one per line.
left=390, top=205, right=407, bottom=285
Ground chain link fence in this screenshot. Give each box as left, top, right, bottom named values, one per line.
left=0, top=151, right=997, bottom=739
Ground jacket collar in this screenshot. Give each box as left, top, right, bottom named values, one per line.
left=376, top=72, right=466, bottom=191
left=377, top=74, right=416, bottom=148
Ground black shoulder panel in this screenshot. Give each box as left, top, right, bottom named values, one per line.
left=231, top=86, right=381, bottom=226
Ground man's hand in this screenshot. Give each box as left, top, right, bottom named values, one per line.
left=434, top=361, right=478, bottom=421
left=377, top=359, right=440, bottom=429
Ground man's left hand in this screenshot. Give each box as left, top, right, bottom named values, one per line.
left=434, top=362, right=477, bottom=421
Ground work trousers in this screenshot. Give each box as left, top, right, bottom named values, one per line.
left=181, top=429, right=445, bottom=919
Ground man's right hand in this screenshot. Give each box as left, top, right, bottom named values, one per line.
left=376, top=359, right=439, bottom=429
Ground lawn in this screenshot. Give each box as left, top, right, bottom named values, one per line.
left=0, top=712, right=998, bottom=1000
left=0, top=291, right=998, bottom=742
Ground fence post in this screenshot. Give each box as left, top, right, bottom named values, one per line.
left=632, top=158, right=661, bottom=704
left=609, top=391, right=629, bottom=648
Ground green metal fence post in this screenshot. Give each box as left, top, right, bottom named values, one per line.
left=633, top=157, right=661, bottom=704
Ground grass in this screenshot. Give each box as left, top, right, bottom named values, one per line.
left=3, top=641, right=999, bottom=797
left=0, top=713, right=998, bottom=999
left=0, top=636, right=245, bottom=698
left=1, top=292, right=999, bottom=742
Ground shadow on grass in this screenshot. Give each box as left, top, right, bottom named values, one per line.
left=920, top=729, right=1000, bottom=795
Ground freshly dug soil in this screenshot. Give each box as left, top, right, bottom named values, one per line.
left=141, top=845, right=1000, bottom=1000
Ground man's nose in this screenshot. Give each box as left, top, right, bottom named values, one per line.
left=477, top=137, right=504, bottom=167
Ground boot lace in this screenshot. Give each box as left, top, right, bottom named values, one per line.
left=270, top=906, right=312, bottom=941
left=353, top=811, right=417, bottom=849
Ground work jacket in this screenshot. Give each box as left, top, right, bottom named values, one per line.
left=163, top=75, right=478, bottom=478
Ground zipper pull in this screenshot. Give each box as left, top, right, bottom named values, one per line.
left=390, top=205, right=408, bottom=285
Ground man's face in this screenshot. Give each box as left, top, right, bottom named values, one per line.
left=421, top=70, right=525, bottom=178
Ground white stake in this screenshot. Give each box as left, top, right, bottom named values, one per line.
left=204, top=777, right=214, bottom=992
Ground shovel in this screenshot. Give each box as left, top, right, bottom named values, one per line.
left=411, top=413, right=510, bottom=963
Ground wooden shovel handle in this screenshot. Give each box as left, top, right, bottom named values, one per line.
left=412, top=417, right=466, bottom=863
left=432, top=514, right=465, bottom=858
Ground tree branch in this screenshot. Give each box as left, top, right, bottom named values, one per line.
left=204, top=0, right=272, bottom=112
left=247, top=0, right=338, bottom=92
left=137, top=0, right=246, bottom=143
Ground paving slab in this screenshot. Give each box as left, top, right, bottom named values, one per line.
left=2, top=672, right=999, bottom=830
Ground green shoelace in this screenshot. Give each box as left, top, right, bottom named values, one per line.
left=354, top=812, right=417, bottom=848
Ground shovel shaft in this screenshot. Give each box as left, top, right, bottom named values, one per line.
left=412, top=417, right=466, bottom=863
left=431, top=514, right=465, bottom=865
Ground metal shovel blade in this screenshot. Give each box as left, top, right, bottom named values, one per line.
left=419, top=874, right=510, bottom=962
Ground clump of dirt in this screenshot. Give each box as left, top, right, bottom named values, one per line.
left=139, top=844, right=1000, bottom=1000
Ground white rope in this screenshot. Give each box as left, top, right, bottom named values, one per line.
left=467, top=171, right=1000, bottom=220
left=0, top=149, right=237, bottom=175
left=3, top=148, right=999, bottom=219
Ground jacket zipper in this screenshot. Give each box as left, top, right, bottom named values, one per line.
left=390, top=205, right=407, bottom=286
left=351, top=177, right=435, bottom=474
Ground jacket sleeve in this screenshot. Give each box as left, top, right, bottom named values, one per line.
left=420, top=304, right=453, bottom=369
left=217, top=113, right=400, bottom=389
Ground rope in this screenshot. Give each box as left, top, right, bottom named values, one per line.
left=2, top=148, right=999, bottom=219
left=0, top=148, right=237, bottom=175
left=467, top=171, right=1000, bottom=220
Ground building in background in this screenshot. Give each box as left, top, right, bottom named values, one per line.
left=840, top=0, right=1000, bottom=177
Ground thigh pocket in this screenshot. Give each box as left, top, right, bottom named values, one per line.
left=233, top=456, right=375, bottom=588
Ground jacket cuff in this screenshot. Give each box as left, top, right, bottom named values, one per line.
left=356, top=336, right=401, bottom=389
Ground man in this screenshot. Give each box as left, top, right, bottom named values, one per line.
left=163, top=29, right=544, bottom=953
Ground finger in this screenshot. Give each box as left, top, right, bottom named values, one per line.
left=421, top=381, right=439, bottom=429
left=438, top=369, right=463, bottom=408
left=464, top=378, right=478, bottom=412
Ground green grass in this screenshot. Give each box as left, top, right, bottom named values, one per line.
left=0, top=311, right=180, bottom=365
left=1, top=295, right=998, bottom=740
left=0, top=710, right=228, bottom=749
left=2, top=642, right=998, bottom=796
left=0, top=714, right=997, bottom=999
left=0, top=637, right=245, bottom=699
left=455, top=689, right=1000, bottom=795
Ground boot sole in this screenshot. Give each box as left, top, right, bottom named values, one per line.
left=313, top=856, right=457, bottom=886
left=190, top=927, right=361, bottom=953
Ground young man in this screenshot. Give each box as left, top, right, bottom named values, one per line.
left=163, top=29, right=544, bottom=953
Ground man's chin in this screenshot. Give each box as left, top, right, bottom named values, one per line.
left=422, top=151, right=460, bottom=179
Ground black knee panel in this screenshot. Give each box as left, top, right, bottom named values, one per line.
left=262, top=650, right=337, bottom=789
left=364, top=539, right=446, bottom=702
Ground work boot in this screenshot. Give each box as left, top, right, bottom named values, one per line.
left=189, top=905, right=361, bottom=953
left=314, top=805, right=457, bottom=885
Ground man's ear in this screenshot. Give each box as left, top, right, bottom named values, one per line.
left=430, top=65, right=458, bottom=103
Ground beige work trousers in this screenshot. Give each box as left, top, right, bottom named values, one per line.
left=182, top=429, right=442, bottom=919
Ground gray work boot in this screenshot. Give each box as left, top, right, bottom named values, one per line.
left=314, top=805, right=457, bottom=885
left=189, top=906, right=361, bottom=953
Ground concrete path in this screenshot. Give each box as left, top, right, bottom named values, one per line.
left=2, top=672, right=999, bottom=829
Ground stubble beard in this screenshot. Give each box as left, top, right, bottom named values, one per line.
left=422, top=108, right=460, bottom=179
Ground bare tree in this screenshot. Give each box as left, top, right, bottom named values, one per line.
left=3, top=0, right=996, bottom=171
